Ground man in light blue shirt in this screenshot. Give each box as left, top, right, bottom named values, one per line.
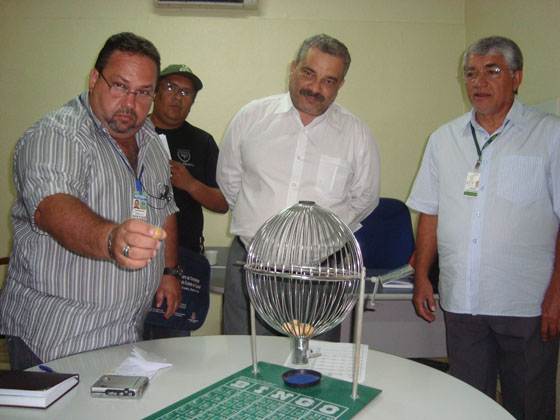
left=407, top=36, right=560, bottom=420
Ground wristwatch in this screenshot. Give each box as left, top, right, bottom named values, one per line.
left=163, top=265, right=183, bottom=279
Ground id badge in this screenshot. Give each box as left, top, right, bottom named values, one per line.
left=464, top=172, right=480, bottom=197
left=132, top=193, right=148, bottom=220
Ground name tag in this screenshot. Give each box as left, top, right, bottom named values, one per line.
left=132, top=193, right=148, bottom=220
left=464, top=172, right=480, bottom=197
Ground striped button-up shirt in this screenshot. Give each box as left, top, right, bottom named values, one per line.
left=0, top=92, right=178, bottom=362
left=407, top=98, right=560, bottom=316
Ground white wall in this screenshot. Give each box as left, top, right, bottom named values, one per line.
left=465, top=0, right=560, bottom=106
left=0, top=0, right=467, bottom=269
left=2, top=0, right=559, bottom=288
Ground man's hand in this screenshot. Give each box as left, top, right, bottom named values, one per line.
left=412, top=275, right=437, bottom=323
left=34, top=194, right=166, bottom=268
left=169, top=160, right=195, bottom=191
left=541, top=229, right=560, bottom=341
left=155, top=275, right=182, bottom=318
left=541, top=282, right=560, bottom=341
left=110, top=219, right=167, bottom=269
left=411, top=213, right=438, bottom=323
left=169, top=160, right=229, bottom=213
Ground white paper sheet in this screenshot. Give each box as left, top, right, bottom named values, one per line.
left=158, top=134, right=172, bottom=160
left=112, top=347, right=172, bottom=380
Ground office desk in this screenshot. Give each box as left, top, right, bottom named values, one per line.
left=340, top=282, right=447, bottom=358
left=0, top=336, right=513, bottom=420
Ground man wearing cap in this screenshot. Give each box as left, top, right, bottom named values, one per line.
left=145, top=64, right=228, bottom=339
left=151, top=64, right=228, bottom=255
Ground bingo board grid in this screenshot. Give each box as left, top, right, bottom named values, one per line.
left=149, top=375, right=348, bottom=420
left=144, top=362, right=381, bottom=420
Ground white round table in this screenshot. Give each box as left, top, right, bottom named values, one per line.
left=0, top=335, right=514, bottom=419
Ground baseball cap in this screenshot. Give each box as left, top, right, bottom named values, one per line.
left=160, top=64, right=203, bottom=92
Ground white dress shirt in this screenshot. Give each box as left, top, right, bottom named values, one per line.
left=407, top=98, right=560, bottom=316
left=217, top=93, right=380, bottom=246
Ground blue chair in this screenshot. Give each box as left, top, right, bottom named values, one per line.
left=354, top=197, right=415, bottom=270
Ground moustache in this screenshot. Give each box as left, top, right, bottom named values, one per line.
left=115, top=107, right=137, bottom=118
left=300, top=89, right=324, bottom=103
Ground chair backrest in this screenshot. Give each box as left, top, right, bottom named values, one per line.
left=354, top=197, right=415, bottom=270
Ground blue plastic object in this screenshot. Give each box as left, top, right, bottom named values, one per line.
left=282, top=369, right=322, bottom=389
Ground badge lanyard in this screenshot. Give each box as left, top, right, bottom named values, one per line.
left=463, top=122, right=507, bottom=197
left=470, top=123, right=501, bottom=170
left=118, top=154, right=148, bottom=220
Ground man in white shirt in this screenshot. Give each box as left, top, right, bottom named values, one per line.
left=217, top=33, right=380, bottom=337
left=407, top=36, right=560, bottom=420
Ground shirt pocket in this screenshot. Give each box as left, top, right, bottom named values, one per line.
left=497, top=155, right=545, bottom=205
left=315, top=155, right=351, bottom=200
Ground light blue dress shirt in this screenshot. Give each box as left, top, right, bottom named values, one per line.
left=407, top=98, right=560, bottom=316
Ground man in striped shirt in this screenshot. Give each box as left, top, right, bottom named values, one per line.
left=407, top=36, right=560, bottom=420
left=0, top=32, right=181, bottom=370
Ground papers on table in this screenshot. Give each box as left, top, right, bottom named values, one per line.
left=284, top=341, right=368, bottom=383
left=112, top=347, right=172, bottom=380
left=0, top=370, right=79, bottom=408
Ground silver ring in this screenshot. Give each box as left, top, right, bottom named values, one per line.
left=123, top=245, right=131, bottom=257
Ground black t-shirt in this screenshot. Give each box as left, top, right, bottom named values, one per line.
left=155, top=121, right=219, bottom=252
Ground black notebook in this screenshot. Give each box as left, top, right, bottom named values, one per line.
left=0, top=370, right=79, bottom=408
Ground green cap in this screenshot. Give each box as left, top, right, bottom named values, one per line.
left=160, top=64, right=203, bottom=91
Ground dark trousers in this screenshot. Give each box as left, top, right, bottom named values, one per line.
left=222, top=237, right=340, bottom=341
left=6, top=336, right=43, bottom=370
left=444, top=311, right=558, bottom=420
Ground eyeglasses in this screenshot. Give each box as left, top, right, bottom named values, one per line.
left=463, top=66, right=503, bottom=82
left=163, top=82, right=195, bottom=98
left=98, top=72, right=155, bottom=104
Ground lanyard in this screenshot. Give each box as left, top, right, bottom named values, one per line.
left=136, top=167, right=145, bottom=194
left=469, top=122, right=507, bottom=170
left=117, top=153, right=145, bottom=194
